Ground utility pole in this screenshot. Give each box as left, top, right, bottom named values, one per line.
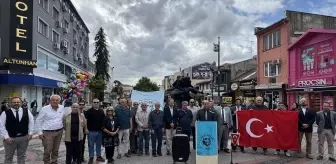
left=213, top=36, right=221, bottom=104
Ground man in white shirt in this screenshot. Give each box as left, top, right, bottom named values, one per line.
left=35, top=95, right=65, bottom=164
left=0, top=97, right=34, bottom=164
left=188, top=99, right=199, bottom=150
left=135, top=103, right=151, bottom=155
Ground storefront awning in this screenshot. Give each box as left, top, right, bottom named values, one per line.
left=287, top=86, right=336, bottom=92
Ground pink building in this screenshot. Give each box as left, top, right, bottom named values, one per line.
left=287, top=29, right=336, bottom=112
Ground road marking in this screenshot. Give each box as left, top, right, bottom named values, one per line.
left=0, top=147, right=4, bottom=151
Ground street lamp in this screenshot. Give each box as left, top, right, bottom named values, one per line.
left=213, top=37, right=221, bottom=104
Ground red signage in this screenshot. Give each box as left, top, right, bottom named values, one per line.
left=231, top=133, right=240, bottom=145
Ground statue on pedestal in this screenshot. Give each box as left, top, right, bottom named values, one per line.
left=166, top=76, right=202, bottom=109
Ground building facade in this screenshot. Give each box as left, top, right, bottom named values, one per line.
left=255, top=10, right=336, bottom=108
left=287, top=29, right=336, bottom=112
left=0, top=0, right=90, bottom=109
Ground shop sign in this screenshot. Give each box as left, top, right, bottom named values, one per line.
left=7, top=0, right=35, bottom=72
left=240, top=85, right=255, bottom=90
left=231, top=83, right=238, bottom=91
left=191, top=63, right=212, bottom=80
left=3, top=58, right=36, bottom=67
left=297, top=78, right=332, bottom=87
left=301, top=39, right=334, bottom=76
left=255, top=83, right=283, bottom=90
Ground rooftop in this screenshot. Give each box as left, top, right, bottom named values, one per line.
left=67, top=0, right=90, bottom=33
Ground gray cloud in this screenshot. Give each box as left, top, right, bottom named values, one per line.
left=72, top=0, right=283, bottom=85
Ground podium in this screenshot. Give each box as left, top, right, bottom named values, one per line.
left=196, top=121, right=218, bottom=164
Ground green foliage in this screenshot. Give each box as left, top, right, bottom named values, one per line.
left=133, top=77, right=159, bottom=92
left=88, top=76, right=106, bottom=100
left=93, top=27, right=110, bottom=80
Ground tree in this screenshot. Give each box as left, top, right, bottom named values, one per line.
left=133, top=77, right=160, bottom=92
left=93, top=27, right=110, bottom=80
left=88, top=76, right=106, bottom=101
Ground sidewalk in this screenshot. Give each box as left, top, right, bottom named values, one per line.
left=0, top=126, right=335, bottom=163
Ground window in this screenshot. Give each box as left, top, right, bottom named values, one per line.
left=52, top=7, right=59, bottom=19
left=52, top=30, right=59, bottom=43
left=48, top=57, right=58, bottom=72
left=264, top=61, right=281, bottom=77
left=263, top=30, right=281, bottom=50
left=79, top=36, right=83, bottom=45
left=73, top=30, right=77, bottom=39
left=58, top=62, right=65, bottom=74
left=39, top=0, right=49, bottom=11
left=37, top=51, right=47, bottom=69
left=65, top=64, right=72, bottom=77
left=63, top=19, right=69, bottom=29
left=73, top=47, right=77, bottom=57
left=38, top=18, right=48, bottom=37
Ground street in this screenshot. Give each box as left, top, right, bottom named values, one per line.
left=0, top=127, right=335, bottom=164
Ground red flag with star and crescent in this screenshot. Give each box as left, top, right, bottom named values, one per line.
left=237, top=110, right=299, bottom=150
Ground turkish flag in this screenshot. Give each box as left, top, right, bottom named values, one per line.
left=237, top=110, right=299, bottom=150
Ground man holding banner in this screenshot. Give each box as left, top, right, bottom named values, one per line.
left=237, top=106, right=299, bottom=152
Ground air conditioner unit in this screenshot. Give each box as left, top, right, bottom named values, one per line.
left=53, top=42, right=60, bottom=49
left=74, top=38, right=78, bottom=44
left=56, top=21, right=61, bottom=27
left=64, top=48, right=69, bottom=54
left=63, top=27, right=68, bottom=33
left=61, top=40, right=67, bottom=48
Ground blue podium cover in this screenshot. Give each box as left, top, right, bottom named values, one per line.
left=196, top=121, right=217, bottom=156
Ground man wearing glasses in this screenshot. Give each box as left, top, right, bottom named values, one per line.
left=0, top=97, right=34, bottom=164
left=85, top=98, right=106, bottom=164
left=78, top=101, right=87, bottom=163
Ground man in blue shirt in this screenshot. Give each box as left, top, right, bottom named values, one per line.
left=115, top=99, right=133, bottom=159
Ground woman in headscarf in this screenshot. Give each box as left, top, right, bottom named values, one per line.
left=63, top=103, right=88, bottom=164
left=102, top=107, right=120, bottom=164
left=291, top=102, right=299, bottom=111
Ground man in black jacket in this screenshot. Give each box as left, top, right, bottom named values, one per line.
left=129, top=101, right=139, bottom=154
left=163, top=99, right=178, bottom=155
left=251, top=96, right=269, bottom=155
left=177, top=101, right=193, bottom=154
left=196, top=100, right=217, bottom=121
left=297, top=98, right=315, bottom=159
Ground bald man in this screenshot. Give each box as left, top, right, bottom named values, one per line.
left=250, top=96, right=269, bottom=154
left=36, top=95, right=65, bottom=164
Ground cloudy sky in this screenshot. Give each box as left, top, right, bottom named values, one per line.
left=71, top=0, right=336, bottom=85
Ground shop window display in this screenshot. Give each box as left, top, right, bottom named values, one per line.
left=42, top=88, right=53, bottom=106
left=260, top=91, right=280, bottom=109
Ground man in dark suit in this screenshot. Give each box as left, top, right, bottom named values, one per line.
left=129, top=101, right=139, bottom=154
left=163, top=99, right=178, bottom=155
left=196, top=100, right=217, bottom=121
left=251, top=96, right=269, bottom=154
left=298, top=98, right=315, bottom=159
left=231, top=99, right=245, bottom=152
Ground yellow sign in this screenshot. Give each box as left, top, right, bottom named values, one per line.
left=3, top=58, right=37, bottom=67
left=222, top=97, right=232, bottom=104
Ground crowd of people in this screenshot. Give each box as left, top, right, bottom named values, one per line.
left=0, top=94, right=335, bottom=164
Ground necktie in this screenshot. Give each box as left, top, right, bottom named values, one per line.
left=222, top=108, right=225, bottom=124
left=15, top=110, right=20, bottom=122
left=205, top=110, right=208, bottom=120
